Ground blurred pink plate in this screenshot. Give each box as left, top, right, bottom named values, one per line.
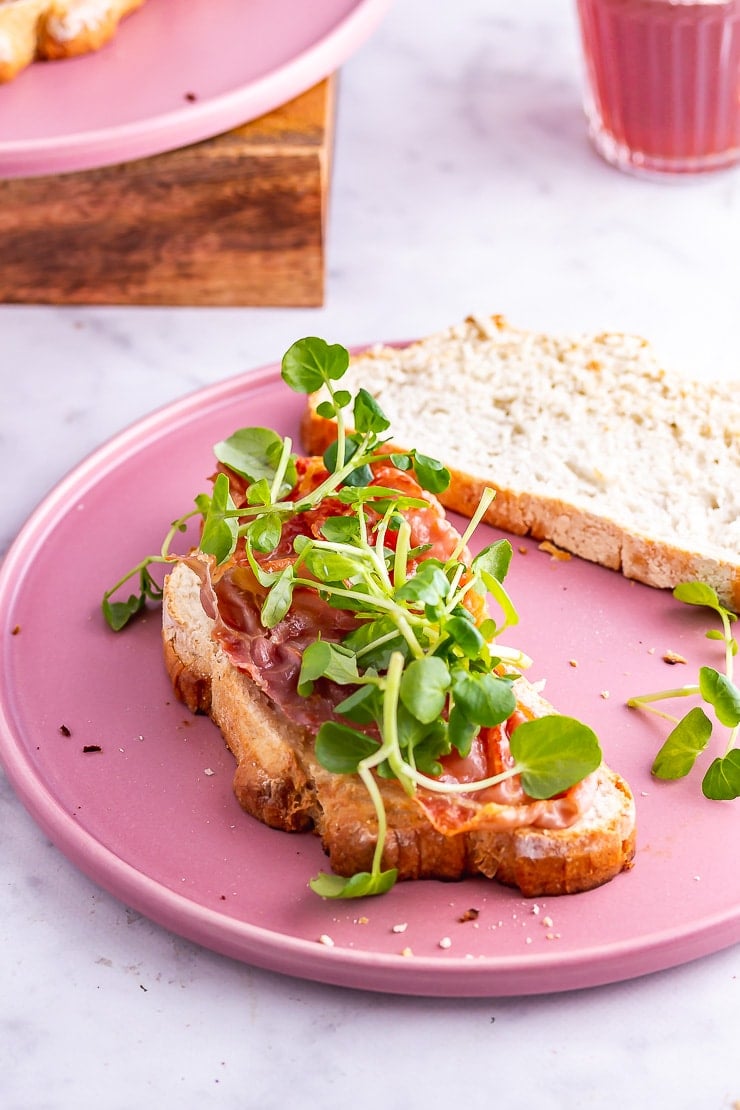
left=0, top=0, right=392, bottom=177
left=1, top=356, right=739, bottom=997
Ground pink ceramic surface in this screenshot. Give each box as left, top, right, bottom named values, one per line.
left=1, top=357, right=738, bottom=997
left=0, top=0, right=392, bottom=178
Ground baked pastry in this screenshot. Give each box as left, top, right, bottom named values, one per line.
left=0, top=0, right=145, bottom=82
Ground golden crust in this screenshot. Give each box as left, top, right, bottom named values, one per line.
left=162, top=563, right=636, bottom=897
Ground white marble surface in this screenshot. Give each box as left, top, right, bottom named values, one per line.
left=2, top=2, right=739, bottom=1108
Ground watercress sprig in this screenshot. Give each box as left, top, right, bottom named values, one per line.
left=627, top=582, right=740, bottom=800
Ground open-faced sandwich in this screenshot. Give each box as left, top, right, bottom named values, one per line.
left=104, top=337, right=636, bottom=900
left=0, top=0, right=145, bottom=83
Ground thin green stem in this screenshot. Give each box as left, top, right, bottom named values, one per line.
left=449, top=487, right=495, bottom=563
left=269, top=435, right=293, bottom=502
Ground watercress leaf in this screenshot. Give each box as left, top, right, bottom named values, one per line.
left=410, top=450, right=451, bottom=494
left=399, top=657, right=451, bottom=724
left=140, top=565, right=164, bottom=602
left=472, top=539, right=513, bottom=584
left=452, top=671, right=516, bottom=727
left=315, top=390, right=352, bottom=422
left=297, top=639, right=333, bottom=693
left=395, top=703, right=444, bottom=756
left=444, top=614, right=486, bottom=658
left=702, top=751, right=740, bottom=800
left=343, top=462, right=375, bottom=488
left=199, top=472, right=238, bottom=564
left=302, top=546, right=362, bottom=583
left=411, top=722, right=450, bottom=776
left=309, top=868, right=398, bottom=899
left=102, top=592, right=145, bottom=631
left=651, top=706, right=713, bottom=779
left=322, top=434, right=374, bottom=486
left=247, top=512, right=282, bottom=554
left=315, top=721, right=379, bottom=774
left=352, top=388, right=391, bottom=434
left=335, top=684, right=382, bottom=725
left=321, top=642, right=360, bottom=685
left=673, top=581, right=722, bottom=612
left=448, top=704, right=477, bottom=757
left=214, top=427, right=293, bottom=490
left=698, top=666, right=740, bottom=727
left=341, top=617, right=405, bottom=670
left=260, top=565, right=294, bottom=629
left=297, top=640, right=358, bottom=695
left=395, top=561, right=450, bottom=607
left=281, top=336, right=349, bottom=393
left=510, top=715, right=602, bottom=799
left=246, top=478, right=272, bottom=507
left=389, top=453, right=412, bottom=471
left=319, top=516, right=362, bottom=544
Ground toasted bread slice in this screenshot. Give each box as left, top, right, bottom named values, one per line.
left=302, top=315, right=740, bottom=611
left=162, top=561, right=636, bottom=897
left=0, top=0, right=144, bottom=81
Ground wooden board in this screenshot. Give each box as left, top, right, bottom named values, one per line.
left=0, top=76, right=335, bottom=306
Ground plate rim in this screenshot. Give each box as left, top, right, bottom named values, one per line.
left=0, top=0, right=393, bottom=177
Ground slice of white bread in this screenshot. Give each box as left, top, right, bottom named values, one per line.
left=0, top=0, right=144, bottom=82
left=162, top=561, right=636, bottom=897
left=302, top=315, right=740, bottom=611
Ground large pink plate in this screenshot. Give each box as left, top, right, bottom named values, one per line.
left=0, top=0, right=392, bottom=178
left=1, top=356, right=738, bottom=997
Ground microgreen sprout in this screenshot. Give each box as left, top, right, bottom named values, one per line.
left=103, top=335, right=605, bottom=899
left=627, top=582, right=740, bottom=800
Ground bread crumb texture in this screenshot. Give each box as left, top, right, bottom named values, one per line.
left=321, top=315, right=738, bottom=605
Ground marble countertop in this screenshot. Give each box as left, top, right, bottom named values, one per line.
left=2, top=2, right=739, bottom=1107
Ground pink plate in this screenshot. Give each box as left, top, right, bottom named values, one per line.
left=0, top=0, right=392, bottom=178
left=1, top=356, right=739, bottom=997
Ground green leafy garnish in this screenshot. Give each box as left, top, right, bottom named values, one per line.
left=627, top=582, right=740, bottom=800
left=103, top=334, right=606, bottom=902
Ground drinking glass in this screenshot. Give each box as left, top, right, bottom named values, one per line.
left=575, top=0, right=740, bottom=176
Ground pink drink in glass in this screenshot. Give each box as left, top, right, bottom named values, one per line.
left=576, top=0, right=740, bottom=175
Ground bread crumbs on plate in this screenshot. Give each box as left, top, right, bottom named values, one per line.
left=538, top=540, right=571, bottom=561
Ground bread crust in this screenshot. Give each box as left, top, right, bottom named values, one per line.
left=162, top=562, right=636, bottom=897
left=301, top=316, right=740, bottom=612
left=0, top=0, right=144, bottom=81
